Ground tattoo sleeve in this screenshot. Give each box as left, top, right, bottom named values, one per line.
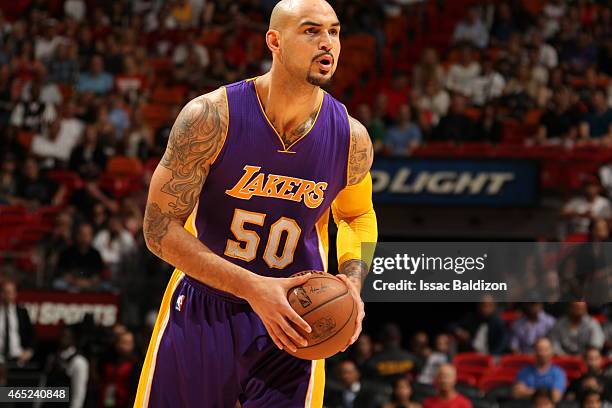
left=143, top=92, right=227, bottom=258
left=347, top=117, right=374, bottom=185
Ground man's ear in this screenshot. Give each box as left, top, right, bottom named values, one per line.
left=266, top=30, right=281, bottom=55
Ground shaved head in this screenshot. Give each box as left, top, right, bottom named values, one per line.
left=270, top=0, right=337, bottom=32
left=266, top=0, right=341, bottom=86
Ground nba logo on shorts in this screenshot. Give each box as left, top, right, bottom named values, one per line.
left=175, top=295, right=185, bottom=312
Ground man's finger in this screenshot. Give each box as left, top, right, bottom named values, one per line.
left=263, top=321, right=283, bottom=350
left=272, top=324, right=299, bottom=353
left=286, top=273, right=312, bottom=289
left=278, top=316, right=308, bottom=347
left=284, top=305, right=312, bottom=333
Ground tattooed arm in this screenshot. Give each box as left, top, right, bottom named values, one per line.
left=333, top=115, right=377, bottom=349
left=143, top=88, right=312, bottom=352
left=334, top=115, right=377, bottom=288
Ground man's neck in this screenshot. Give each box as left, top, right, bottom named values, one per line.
left=439, top=389, right=456, bottom=400
left=255, top=70, right=322, bottom=148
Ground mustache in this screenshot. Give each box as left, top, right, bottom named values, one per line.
left=312, top=52, right=334, bottom=62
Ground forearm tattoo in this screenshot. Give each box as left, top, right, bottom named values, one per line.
left=339, top=259, right=369, bottom=286
left=144, top=96, right=227, bottom=258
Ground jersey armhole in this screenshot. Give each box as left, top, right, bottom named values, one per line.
left=342, top=103, right=352, bottom=189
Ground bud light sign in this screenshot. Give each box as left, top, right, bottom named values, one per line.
left=371, top=158, right=539, bottom=206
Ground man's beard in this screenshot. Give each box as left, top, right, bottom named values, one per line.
left=307, top=72, right=333, bottom=86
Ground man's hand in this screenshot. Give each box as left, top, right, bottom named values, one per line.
left=336, top=274, right=364, bottom=352
left=242, top=274, right=313, bottom=353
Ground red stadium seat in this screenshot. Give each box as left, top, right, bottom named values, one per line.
left=500, top=310, right=522, bottom=324
left=106, top=156, right=144, bottom=178
left=479, top=370, right=517, bottom=392
left=47, top=170, right=84, bottom=191
left=499, top=354, right=535, bottom=372
left=552, top=356, right=586, bottom=376
left=457, top=371, right=478, bottom=387
left=454, top=352, right=494, bottom=369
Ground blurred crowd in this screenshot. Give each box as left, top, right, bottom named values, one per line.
left=324, top=301, right=612, bottom=408
left=0, top=0, right=611, bottom=407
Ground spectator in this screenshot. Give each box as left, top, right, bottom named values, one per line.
left=434, top=334, right=455, bottom=361
left=35, top=20, right=64, bottom=63
left=384, top=104, right=422, bottom=156
left=531, top=32, right=559, bottom=69
left=446, top=47, right=481, bottom=97
left=531, top=388, right=555, bottom=408
left=513, top=337, right=567, bottom=403
left=324, top=360, right=386, bottom=408
left=55, top=223, right=105, bottom=291
left=365, top=323, right=419, bottom=385
left=31, top=111, right=85, bottom=164
left=417, top=80, right=450, bottom=127
left=93, top=216, right=136, bottom=275
left=475, top=105, right=502, bottom=143
left=383, top=378, right=422, bottom=408
left=432, top=94, right=478, bottom=142
left=452, top=296, right=508, bottom=355
left=76, top=55, right=114, bottom=95
left=115, top=55, right=148, bottom=102
left=0, top=280, right=35, bottom=367
left=412, top=48, right=445, bottom=92
left=0, top=153, right=19, bottom=205
left=452, top=7, right=489, bottom=49
left=379, top=71, right=411, bottom=120
left=356, top=104, right=385, bottom=155
left=581, top=391, right=604, bottom=408
left=43, top=328, right=88, bottom=408
left=64, top=0, right=86, bottom=22
left=411, top=331, right=447, bottom=385
left=536, top=87, right=582, bottom=143
left=69, top=124, right=108, bottom=176
left=351, top=334, right=374, bottom=376
left=490, top=3, right=518, bottom=44
left=579, top=90, right=612, bottom=142
left=123, top=110, right=153, bottom=159
left=423, top=364, right=472, bottom=408
left=510, top=302, right=556, bottom=354
left=172, top=31, right=209, bottom=69
left=108, top=94, right=130, bottom=140
left=566, top=347, right=612, bottom=403
left=562, top=178, right=612, bottom=235
left=98, top=330, right=140, bottom=408
left=471, top=58, right=505, bottom=106
left=9, top=79, right=57, bottom=133
left=16, top=157, right=66, bottom=208
left=550, top=301, right=604, bottom=355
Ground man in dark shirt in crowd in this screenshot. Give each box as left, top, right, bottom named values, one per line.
left=55, top=223, right=105, bottom=291
left=537, top=87, right=582, bottom=143
left=0, top=280, right=35, bottom=367
left=567, top=347, right=612, bottom=403
left=580, top=90, right=612, bottom=141
left=16, top=157, right=65, bottom=207
left=324, top=360, right=386, bottom=408
left=452, top=296, right=508, bottom=355
left=432, top=93, right=477, bottom=142
left=365, top=323, right=419, bottom=385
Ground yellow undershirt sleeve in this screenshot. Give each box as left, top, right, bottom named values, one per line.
left=331, top=173, right=378, bottom=267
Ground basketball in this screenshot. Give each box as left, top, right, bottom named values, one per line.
left=286, top=271, right=358, bottom=360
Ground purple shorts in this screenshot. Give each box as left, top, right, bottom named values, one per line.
left=135, top=272, right=325, bottom=408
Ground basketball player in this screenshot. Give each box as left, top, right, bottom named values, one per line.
left=135, top=0, right=377, bottom=406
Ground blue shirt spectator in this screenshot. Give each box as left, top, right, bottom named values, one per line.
left=516, top=364, right=566, bottom=394
left=452, top=8, right=489, bottom=48
left=510, top=303, right=556, bottom=353
left=77, top=55, right=114, bottom=95
left=385, top=104, right=422, bottom=156
left=513, top=337, right=567, bottom=403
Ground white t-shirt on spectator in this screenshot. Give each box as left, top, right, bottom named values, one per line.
left=93, top=230, right=136, bottom=266
left=64, top=0, right=86, bottom=22
left=471, top=71, right=506, bottom=106
left=172, top=43, right=210, bottom=68
left=418, top=90, right=450, bottom=125
left=563, top=195, right=612, bottom=234
left=538, top=43, right=558, bottom=69
left=35, top=36, right=64, bottom=62
left=446, top=62, right=481, bottom=97
left=31, top=118, right=84, bottom=162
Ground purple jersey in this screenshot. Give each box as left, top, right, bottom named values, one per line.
left=194, top=79, right=350, bottom=283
